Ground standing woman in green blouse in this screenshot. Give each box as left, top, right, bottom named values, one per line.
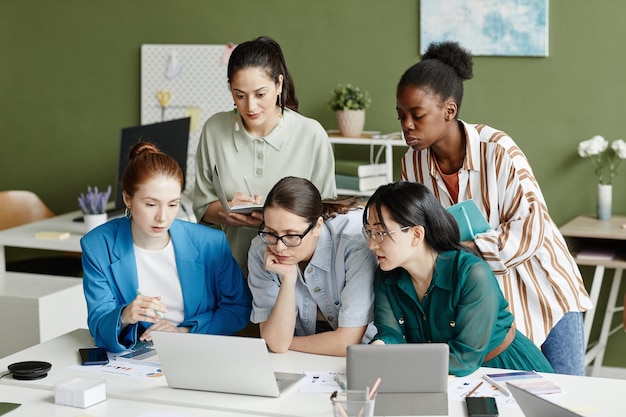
left=362, top=181, right=553, bottom=377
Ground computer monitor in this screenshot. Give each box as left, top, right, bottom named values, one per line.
left=115, top=117, right=191, bottom=212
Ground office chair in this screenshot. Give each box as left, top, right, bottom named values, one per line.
left=0, top=190, right=83, bottom=277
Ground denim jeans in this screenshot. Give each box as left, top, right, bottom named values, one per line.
left=541, top=312, right=585, bottom=375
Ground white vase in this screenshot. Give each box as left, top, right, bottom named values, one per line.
left=597, top=184, right=612, bottom=221
left=84, top=213, right=108, bottom=232
left=336, top=109, right=365, bottom=137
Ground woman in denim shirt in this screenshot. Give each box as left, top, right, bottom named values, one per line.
left=362, top=181, right=553, bottom=376
left=248, top=177, right=377, bottom=357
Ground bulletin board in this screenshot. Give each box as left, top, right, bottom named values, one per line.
left=141, top=44, right=235, bottom=195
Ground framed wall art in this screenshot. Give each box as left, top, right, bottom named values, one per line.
left=420, top=0, right=549, bottom=57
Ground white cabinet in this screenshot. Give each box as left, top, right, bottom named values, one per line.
left=0, top=272, right=87, bottom=357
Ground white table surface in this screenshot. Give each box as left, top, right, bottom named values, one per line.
left=0, top=210, right=86, bottom=254
left=0, top=329, right=624, bottom=417
left=0, top=384, right=266, bottom=417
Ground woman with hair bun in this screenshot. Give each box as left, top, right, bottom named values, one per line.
left=82, top=142, right=251, bottom=353
left=396, top=41, right=591, bottom=375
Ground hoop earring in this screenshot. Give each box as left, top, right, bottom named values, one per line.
left=125, top=207, right=132, bottom=219
left=233, top=106, right=240, bottom=132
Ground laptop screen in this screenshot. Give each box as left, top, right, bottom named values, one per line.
left=116, top=117, right=191, bottom=210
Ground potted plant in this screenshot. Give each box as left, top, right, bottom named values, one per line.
left=328, top=83, right=371, bottom=137
left=78, top=185, right=111, bottom=231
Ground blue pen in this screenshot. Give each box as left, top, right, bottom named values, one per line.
left=136, top=289, right=164, bottom=318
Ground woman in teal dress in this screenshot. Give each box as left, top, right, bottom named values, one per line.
left=362, top=181, right=553, bottom=376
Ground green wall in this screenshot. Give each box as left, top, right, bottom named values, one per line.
left=1, top=0, right=625, bottom=226
left=2, top=0, right=625, bottom=367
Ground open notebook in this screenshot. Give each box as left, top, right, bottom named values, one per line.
left=151, top=332, right=304, bottom=397
left=213, top=165, right=263, bottom=214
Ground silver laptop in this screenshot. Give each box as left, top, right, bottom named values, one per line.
left=508, top=382, right=582, bottom=417
left=347, top=343, right=449, bottom=416
left=151, top=332, right=304, bottom=397
left=213, top=165, right=263, bottom=214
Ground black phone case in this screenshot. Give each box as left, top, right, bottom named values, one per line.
left=79, top=347, right=109, bottom=366
left=465, top=396, right=499, bottom=417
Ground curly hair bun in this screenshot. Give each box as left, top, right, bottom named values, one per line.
left=422, top=41, right=473, bottom=81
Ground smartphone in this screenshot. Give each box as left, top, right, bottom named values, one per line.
left=465, top=396, right=498, bottom=417
left=79, top=347, right=109, bottom=366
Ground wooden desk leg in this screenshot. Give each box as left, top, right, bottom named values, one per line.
left=583, top=265, right=606, bottom=350
left=590, top=268, right=623, bottom=377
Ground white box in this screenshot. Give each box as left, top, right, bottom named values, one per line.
left=54, top=376, right=106, bottom=408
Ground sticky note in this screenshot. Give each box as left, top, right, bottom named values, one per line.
left=34, top=231, right=70, bottom=240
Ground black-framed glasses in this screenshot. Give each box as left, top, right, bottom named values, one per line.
left=258, top=221, right=317, bottom=247
left=362, top=226, right=411, bottom=244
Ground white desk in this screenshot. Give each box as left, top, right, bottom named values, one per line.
left=0, top=384, right=264, bottom=417
left=0, top=210, right=85, bottom=273
left=0, top=212, right=89, bottom=357
left=560, top=214, right=626, bottom=377
left=0, top=272, right=87, bottom=358
left=328, top=134, right=407, bottom=196
left=1, top=329, right=624, bottom=417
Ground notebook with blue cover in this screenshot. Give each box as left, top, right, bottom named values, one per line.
left=446, top=199, right=491, bottom=241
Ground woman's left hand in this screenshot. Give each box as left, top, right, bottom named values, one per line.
left=219, top=210, right=263, bottom=227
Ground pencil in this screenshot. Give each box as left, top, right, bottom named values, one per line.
left=368, top=377, right=382, bottom=399
left=357, top=377, right=382, bottom=417
left=465, top=381, right=483, bottom=397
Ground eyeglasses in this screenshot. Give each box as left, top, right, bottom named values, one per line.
left=258, top=221, right=316, bottom=247
left=362, top=226, right=411, bottom=244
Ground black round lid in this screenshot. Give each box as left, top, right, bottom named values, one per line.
left=8, top=361, right=52, bottom=380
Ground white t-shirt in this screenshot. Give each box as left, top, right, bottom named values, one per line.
left=134, top=240, right=185, bottom=325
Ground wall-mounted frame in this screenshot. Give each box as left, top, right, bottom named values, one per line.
left=420, top=0, right=549, bottom=57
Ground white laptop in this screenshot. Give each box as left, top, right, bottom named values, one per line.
left=508, top=382, right=582, bottom=417
left=151, top=332, right=304, bottom=397
left=213, top=165, right=263, bottom=214
left=347, top=343, right=449, bottom=416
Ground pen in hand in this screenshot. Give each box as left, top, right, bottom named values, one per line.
left=136, top=289, right=164, bottom=319
left=243, top=176, right=255, bottom=199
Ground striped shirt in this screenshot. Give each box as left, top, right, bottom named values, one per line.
left=401, top=121, right=592, bottom=346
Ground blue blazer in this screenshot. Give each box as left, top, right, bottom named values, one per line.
left=81, top=217, right=251, bottom=352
